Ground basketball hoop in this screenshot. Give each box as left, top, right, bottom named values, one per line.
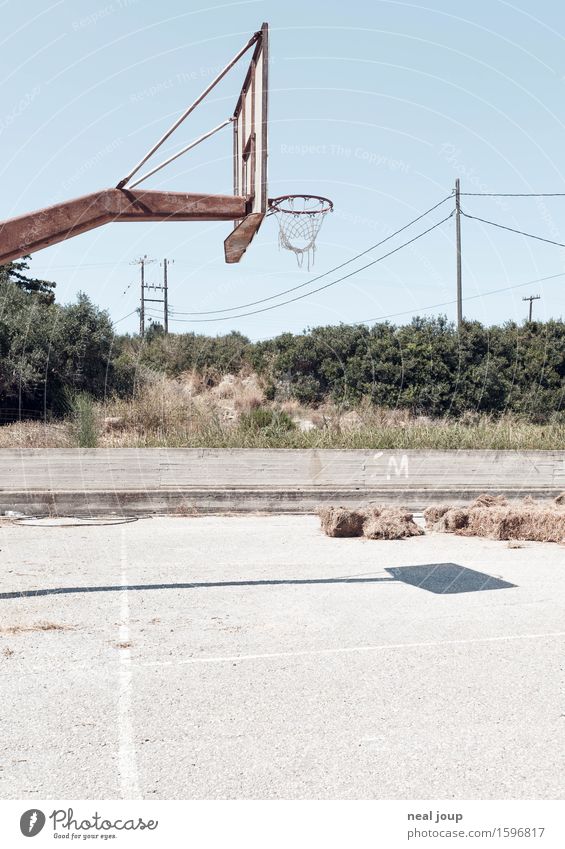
left=269, top=194, right=333, bottom=270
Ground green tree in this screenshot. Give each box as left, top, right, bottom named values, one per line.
left=0, top=256, right=56, bottom=302
left=0, top=286, right=134, bottom=420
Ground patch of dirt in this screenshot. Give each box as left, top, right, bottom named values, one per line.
left=0, top=622, right=75, bottom=635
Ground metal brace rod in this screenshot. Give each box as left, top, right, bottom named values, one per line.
left=116, top=30, right=260, bottom=189
left=129, top=118, right=233, bottom=189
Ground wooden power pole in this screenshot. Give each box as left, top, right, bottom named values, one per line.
left=140, top=257, right=145, bottom=336
left=135, top=257, right=171, bottom=336
left=163, top=258, right=170, bottom=335
left=523, top=294, right=540, bottom=322
left=132, top=255, right=157, bottom=338
left=455, top=178, right=463, bottom=329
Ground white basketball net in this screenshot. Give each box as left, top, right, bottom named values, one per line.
left=270, top=195, right=332, bottom=270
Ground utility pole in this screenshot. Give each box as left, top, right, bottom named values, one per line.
left=140, top=257, right=145, bottom=336
left=132, top=255, right=157, bottom=337
left=523, top=294, right=540, bottom=322
left=163, top=258, right=170, bottom=334
left=134, top=257, right=171, bottom=337
left=455, top=178, right=463, bottom=330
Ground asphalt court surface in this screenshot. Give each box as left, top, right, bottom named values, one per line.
left=1, top=515, right=564, bottom=799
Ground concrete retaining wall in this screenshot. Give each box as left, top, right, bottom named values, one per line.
left=0, top=449, right=563, bottom=515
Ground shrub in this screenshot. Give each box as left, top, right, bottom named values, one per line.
left=0, top=284, right=135, bottom=420
left=239, top=406, right=295, bottom=433
left=69, top=393, right=99, bottom=447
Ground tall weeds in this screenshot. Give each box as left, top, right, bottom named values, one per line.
left=69, top=393, right=99, bottom=448
left=1, top=375, right=563, bottom=450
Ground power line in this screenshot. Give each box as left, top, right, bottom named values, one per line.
left=113, top=308, right=139, bottom=326
left=138, top=270, right=564, bottom=332
left=30, top=261, right=131, bottom=270
left=169, top=194, right=454, bottom=316
left=461, top=210, right=565, bottom=248
left=353, top=271, right=565, bottom=325
left=165, top=213, right=454, bottom=324
left=114, top=229, right=564, bottom=333
left=461, top=192, right=565, bottom=197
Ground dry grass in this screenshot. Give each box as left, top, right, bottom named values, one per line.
left=214, top=372, right=264, bottom=412
left=0, top=420, right=71, bottom=448
left=319, top=505, right=423, bottom=539
left=319, top=506, right=365, bottom=537
left=469, top=507, right=564, bottom=542
left=103, top=373, right=197, bottom=437
left=470, top=493, right=508, bottom=508
left=1, top=374, right=564, bottom=449
left=0, top=621, right=74, bottom=635
left=362, top=506, right=424, bottom=540
left=425, top=493, right=565, bottom=543
left=82, top=405, right=565, bottom=449
left=423, top=504, right=451, bottom=525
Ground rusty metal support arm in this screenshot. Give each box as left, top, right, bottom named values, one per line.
left=0, top=189, right=247, bottom=265
left=116, top=30, right=260, bottom=190
left=129, top=118, right=234, bottom=189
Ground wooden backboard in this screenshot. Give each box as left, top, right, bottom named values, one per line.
left=224, top=22, right=268, bottom=263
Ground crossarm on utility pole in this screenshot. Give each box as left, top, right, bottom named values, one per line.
left=0, top=189, right=248, bottom=264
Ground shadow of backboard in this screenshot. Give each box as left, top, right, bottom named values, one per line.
left=385, top=563, right=516, bottom=595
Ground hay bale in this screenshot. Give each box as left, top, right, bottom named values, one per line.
left=424, top=507, right=471, bottom=533
left=471, top=506, right=564, bottom=543
left=456, top=506, right=507, bottom=539
left=470, top=493, right=508, bottom=508
left=440, top=508, right=472, bottom=532
left=431, top=503, right=565, bottom=543
left=319, top=507, right=365, bottom=537
left=363, top=507, right=424, bottom=540
left=423, top=504, right=450, bottom=527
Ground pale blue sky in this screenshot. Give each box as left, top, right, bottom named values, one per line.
left=1, top=0, right=564, bottom=338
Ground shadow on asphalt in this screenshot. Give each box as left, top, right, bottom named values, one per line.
left=0, top=564, right=516, bottom=599
left=385, top=563, right=517, bottom=594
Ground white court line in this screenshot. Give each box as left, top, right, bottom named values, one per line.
left=117, top=528, right=140, bottom=800
left=139, top=630, right=565, bottom=668
left=2, top=630, right=564, bottom=680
